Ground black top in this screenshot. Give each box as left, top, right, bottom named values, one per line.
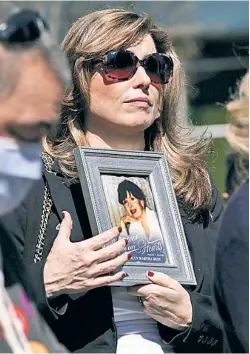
left=0, top=225, right=67, bottom=352
left=0, top=166, right=225, bottom=353
left=214, top=181, right=249, bottom=353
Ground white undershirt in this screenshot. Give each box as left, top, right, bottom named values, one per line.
left=112, top=287, right=167, bottom=354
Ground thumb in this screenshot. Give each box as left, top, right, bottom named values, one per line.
left=57, top=211, right=73, bottom=241
left=146, top=271, right=176, bottom=289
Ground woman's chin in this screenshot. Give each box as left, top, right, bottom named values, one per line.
left=118, top=118, right=155, bottom=131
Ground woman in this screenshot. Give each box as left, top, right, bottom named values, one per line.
left=214, top=73, right=249, bottom=353
left=118, top=179, right=162, bottom=240
left=0, top=9, right=224, bottom=353
left=117, top=179, right=166, bottom=264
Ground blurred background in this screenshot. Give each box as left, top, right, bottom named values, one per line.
left=16, top=1, right=249, bottom=193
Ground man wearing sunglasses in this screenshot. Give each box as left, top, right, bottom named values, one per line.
left=0, top=2, right=71, bottom=352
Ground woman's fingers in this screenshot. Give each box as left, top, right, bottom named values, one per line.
left=128, top=284, right=161, bottom=297
left=95, top=251, right=130, bottom=276
left=128, top=283, right=177, bottom=303
left=91, top=270, right=127, bottom=287
left=95, top=238, right=128, bottom=262
left=127, top=272, right=193, bottom=330
left=57, top=211, right=73, bottom=241
left=83, top=227, right=121, bottom=251
left=146, top=271, right=178, bottom=290
left=121, top=215, right=133, bottom=224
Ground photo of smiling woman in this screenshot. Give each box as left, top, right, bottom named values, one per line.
left=102, top=176, right=167, bottom=263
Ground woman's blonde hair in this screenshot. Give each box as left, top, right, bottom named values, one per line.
left=43, top=9, right=212, bottom=214
left=226, top=72, right=249, bottom=181
left=226, top=73, right=249, bottom=156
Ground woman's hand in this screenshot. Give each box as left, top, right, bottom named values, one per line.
left=128, top=271, right=192, bottom=331
left=121, top=215, right=136, bottom=225
left=44, top=211, right=130, bottom=297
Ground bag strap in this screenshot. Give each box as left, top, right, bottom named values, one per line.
left=33, top=153, right=54, bottom=263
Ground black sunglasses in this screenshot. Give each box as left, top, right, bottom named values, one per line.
left=0, top=9, right=48, bottom=45
left=94, top=49, right=174, bottom=85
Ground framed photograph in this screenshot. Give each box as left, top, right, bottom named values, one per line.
left=74, top=147, right=196, bottom=286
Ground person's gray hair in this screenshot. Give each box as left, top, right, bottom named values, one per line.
left=0, top=2, right=71, bottom=97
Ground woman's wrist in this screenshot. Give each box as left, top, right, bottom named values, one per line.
left=44, top=277, right=62, bottom=298
left=172, top=319, right=192, bottom=332
left=44, top=261, right=64, bottom=298
left=45, top=282, right=61, bottom=298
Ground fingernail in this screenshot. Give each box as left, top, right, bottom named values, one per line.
left=147, top=271, right=154, bottom=277
left=125, top=239, right=128, bottom=246
left=118, top=226, right=122, bottom=233
left=121, top=272, right=127, bottom=279
left=61, top=211, right=65, bottom=219
left=128, top=253, right=132, bottom=260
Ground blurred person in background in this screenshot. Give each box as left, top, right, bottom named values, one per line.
left=1, top=8, right=225, bottom=353
left=221, top=152, right=248, bottom=202
left=221, top=152, right=240, bottom=202
left=214, top=72, right=249, bottom=353
left=0, top=2, right=71, bottom=352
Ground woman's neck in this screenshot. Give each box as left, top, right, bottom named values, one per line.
left=86, top=129, right=145, bottom=151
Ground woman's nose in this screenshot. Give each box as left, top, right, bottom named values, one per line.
left=132, top=66, right=151, bottom=89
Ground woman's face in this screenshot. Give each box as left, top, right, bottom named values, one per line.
left=89, top=34, right=161, bottom=135
left=123, top=191, right=145, bottom=220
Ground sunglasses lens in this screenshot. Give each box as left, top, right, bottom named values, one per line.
left=7, top=21, right=40, bottom=43
left=145, top=54, right=172, bottom=84
left=103, top=50, right=173, bottom=84
left=105, top=50, right=135, bottom=80
left=2, top=10, right=48, bottom=44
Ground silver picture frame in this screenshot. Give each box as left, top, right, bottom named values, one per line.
left=74, top=147, right=196, bottom=286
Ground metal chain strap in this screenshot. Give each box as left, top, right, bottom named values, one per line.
left=33, top=153, right=54, bottom=263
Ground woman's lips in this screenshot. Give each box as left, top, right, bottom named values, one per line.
left=130, top=209, right=137, bottom=215
left=124, top=97, right=152, bottom=107
left=125, top=101, right=149, bottom=108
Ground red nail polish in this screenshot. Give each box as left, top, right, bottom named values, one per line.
left=118, top=226, right=122, bottom=233
left=128, top=253, right=132, bottom=260
left=125, top=239, right=128, bottom=246
left=61, top=211, right=65, bottom=219
left=121, top=272, right=127, bottom=279
left=148, top=271, right=154, bottom=277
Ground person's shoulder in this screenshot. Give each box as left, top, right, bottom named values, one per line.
left=218, top=181, right=249, bottom=247
left=224, top=181, right=249, bottom=220
left=27, top=176, right=46, bottom=199
left=230, top=180, right=249, bottom=202
left=0, top=177, right=45, bottom=224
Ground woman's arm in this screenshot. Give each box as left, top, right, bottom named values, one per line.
left=128, top=270, right=224, bottom=352
left=158, top=291, right=224, bottom=352
left=159, top=183, right=225, bottom=352
left=129, top=183, right=225, bottom=352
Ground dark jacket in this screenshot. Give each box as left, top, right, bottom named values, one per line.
left=0, top=165, right=225, bottom=353
left=214, top=181, right=249, bottom=353
left=0, top=224, right=67, bottom=352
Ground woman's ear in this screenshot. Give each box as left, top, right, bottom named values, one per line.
left=140, top=200, right=145, bottom=208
